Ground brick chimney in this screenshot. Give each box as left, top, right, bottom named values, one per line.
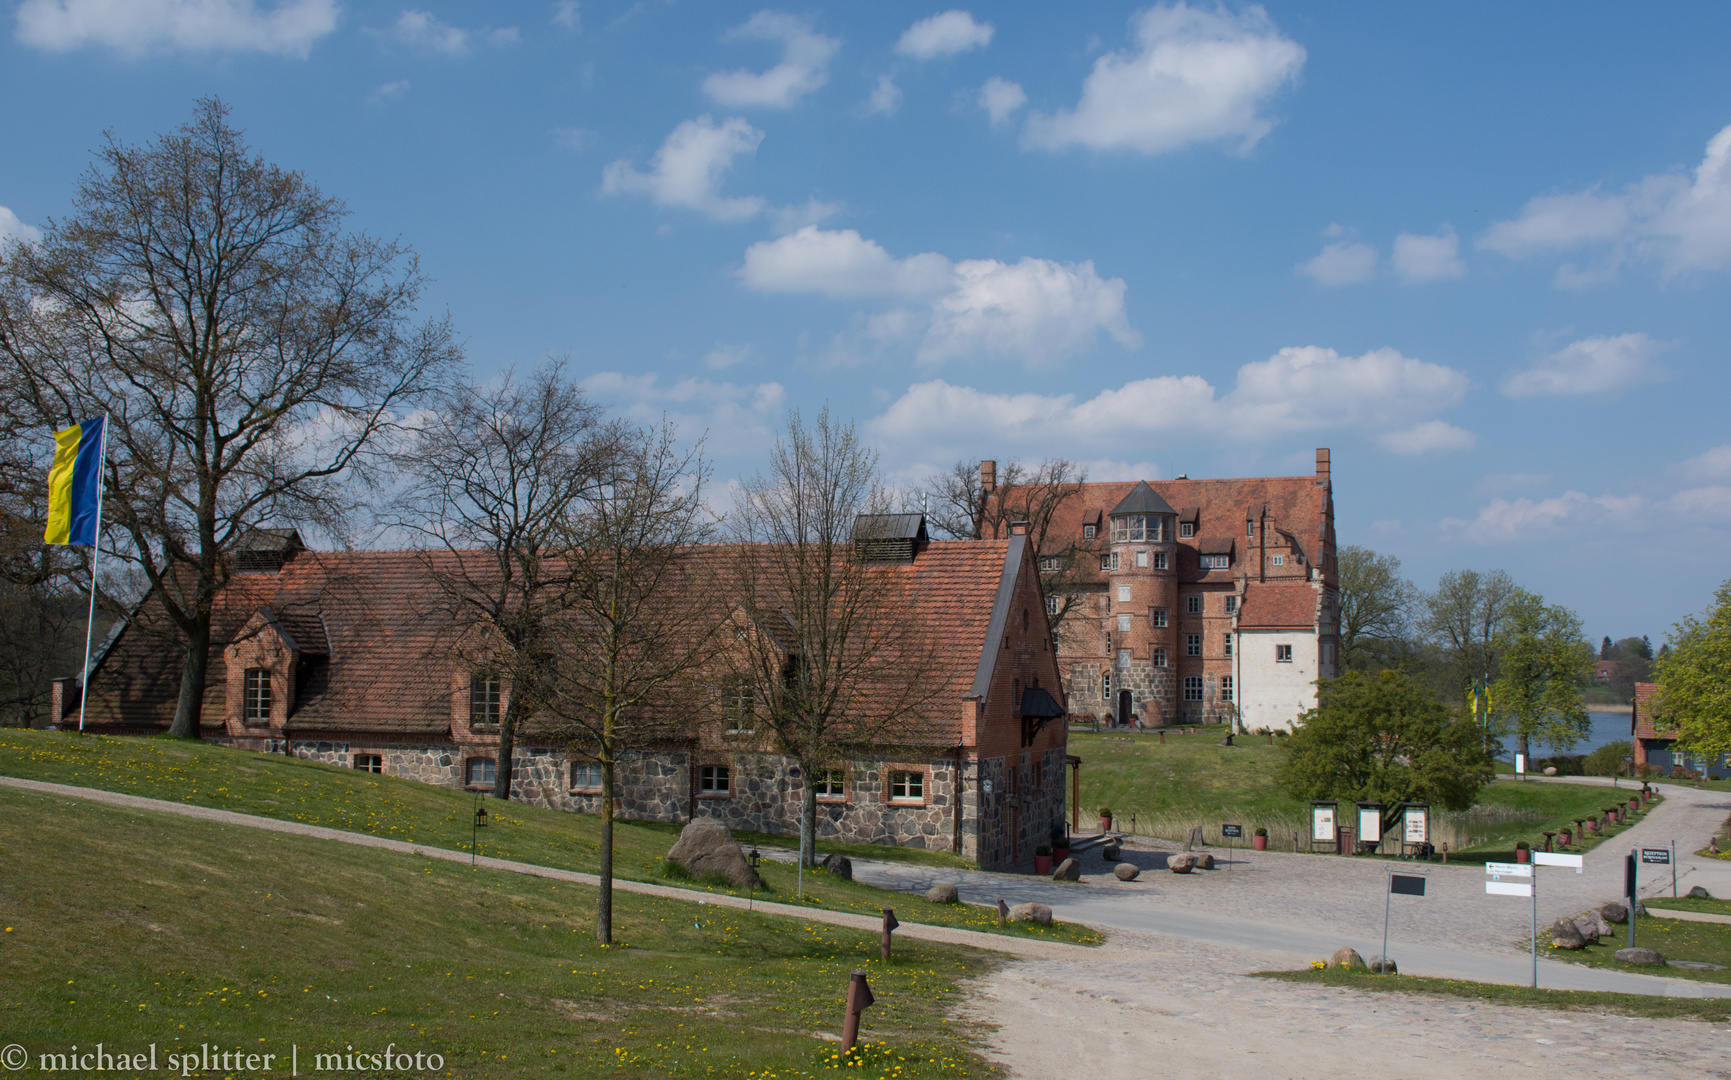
left=1315, top=448, right=1331, bottom=486
left=981, top=460, right=996, bottom=493
left=1010, top=520, right=1029, bottom=536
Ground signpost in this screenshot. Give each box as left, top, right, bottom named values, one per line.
left=1625, top=851, right=1637, bottom=949
left=1222, top=823, right=1242, bottom=870
left=1515, top=753, right=1526, bottom=781
left=1485, top=861, right=1537, bottom=986
left=1642, top=845, right=1676, bottom=898
left=1382, top=869, right=1427, bottom=974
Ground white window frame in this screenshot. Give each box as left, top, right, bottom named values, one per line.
left=1272, top=553, right=1285, bottom=566
left=812, top=767, right=846, bottom=800
left=1187, top=634, right=1202, bottom=657
left=465, top=757, right=496, bottom=787
left=698, top=764, right=732, bottom=795
left=1179, top=522, right=1195, bottom=538
left=243, top=668, right=271, bottom=723
left=1045, top=596, right=1060, bottom=616
left=1152, top=552, right=1168, bottom=570
left=1152, top=647, right=1167, bottom=668
left=1083, top=524, right=1096, bottom=540
left=352, top=753, right=382, bottom=773
left=888, top=770, right=926, bottom=803
left=1117, top=614, right=1133, bottom=632
left=470, top=672, right=501, bottom=726
left=1224, top=595, right=1237, bottom=613
left=1150, top=608, right=1167, bottom=628
left=1276, top=644, right=1294, bottom=663
left=1039, top=555, right=1063, bottom=572
left=1187, top=595, right=1202, bottom=614
left=1221, top=675, right=1234, bottom=702
left=1200, top=554, right=1229, bottom=570
left=1100, top=552, right=1120, bottom=571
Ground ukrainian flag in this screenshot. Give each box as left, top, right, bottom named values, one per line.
left=44, top=415, right=106, bottom=546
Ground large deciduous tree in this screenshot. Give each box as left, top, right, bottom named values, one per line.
left=0, top=98, right=457, bottom=738
left=1491, top=591, right=1593, bottom=760
left=1652, top=579, right=1731, bottom=762
left=1422, top=568, right=1520, bottom=704
left=1335, top=545, right=1417, bottom=672
left=1276, top=669, right=1493, bottom=811
left=730, top=409, right=945, bottom=869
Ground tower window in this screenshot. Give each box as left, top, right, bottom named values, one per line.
left=1150, top=608, right=1167, bottom=628
left=1187, top=634, right=1202, bottom=657
left=243, top=668, right=271, bottom=722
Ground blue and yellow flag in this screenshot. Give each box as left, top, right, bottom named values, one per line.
left=45, top=415, right=106, bottom=546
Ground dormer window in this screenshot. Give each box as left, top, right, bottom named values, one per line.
left=1179, top=522, right=1195, bottom=538
left=471, top=673, right=501, bottom=725
left=1200, top=554, right=1230, bottom=570
left=1082, top=524, right=1097, bottom=540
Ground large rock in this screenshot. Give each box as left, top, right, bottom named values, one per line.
left=1114, top=862, right=1141, bottom=881
left=1600, top=901, right=1629, bottom=924
left=1051, top=857, right=1081, bottom=881
left=1550, top=919, right=1587, bottom=950
left=666, top=819, right=761, bottom=888
left=1168, top=854, right=1197, bottom=874
left=1330, top=947, right=1366, bottom=970
left=1367, top=954, right=1398, bottom=975
left=925, top=883, right=959, bottom=904
left=1585, top=909, right=1614, bottom=938
left=1688, top=885, right=1713, bottom=899
left=1008, top=903, right=1053, bottom=926
left=820, top=853, right=853, bottom=881
left=1614, top=947, right=1665, bottom=966
left=1571, top=916, right=1600, bottom=944
left=1102, top=842, right=1122, bottom=862
left=1193, top=852, right=1215, bottom=870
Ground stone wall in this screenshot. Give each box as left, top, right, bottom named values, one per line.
left=971, top=745, right=1068, bottom=870
left=692, top=753, right=959, bottom=852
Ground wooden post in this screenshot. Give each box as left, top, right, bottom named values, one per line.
left=842, top=970, right=874, bottom=1052
left=880, top=908, right=899, bottom=960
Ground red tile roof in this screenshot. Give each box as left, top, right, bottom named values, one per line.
left=1234, top=582, right=1318, bottom=630
left=1632, top=681, right=1673, bottom=740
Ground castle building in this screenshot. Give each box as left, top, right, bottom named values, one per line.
left=995, top=449, right=1339, bottom=730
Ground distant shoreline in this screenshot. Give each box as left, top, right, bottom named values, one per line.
left=1587, top=703, right=1633, bottom=714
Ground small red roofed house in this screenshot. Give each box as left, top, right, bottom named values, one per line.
left=1631, top=681, right=1730, bottom=779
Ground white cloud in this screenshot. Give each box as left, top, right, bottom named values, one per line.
left=551, top=1, right=579, bottom=31
left=14, top=0, right=336, bottom=57
left=1022, top=2, right=1304, bottom=155
left=1679, top=444, right=1731, bottom=482
left=769, top=198, right=841, bottom=235
left=602, top=116, right=766, bottom=222
left=738, top=227, right=1138, bottom=367
left=1501, top=332, right=1663, bottom=398
left=703, top=344, right=753, bottom=370
left=1479, top=121, right=1731, bottom=282
left=580, top=372, right=786, bottom=456
left=1377, top=420, right=1476, bottom=455
left=388, top=10, right=517, bottom=56
left=1391, top=227, right=1465, bottom=282
left=895, top=10, right=993, bottom=59
left=702, top=11, right=839, bottom=109
left=978, top=76, right=1027, bottom=127
left=366, top=79, right=410, bottom=105
left=1442, top=492, right=1596, bottom=543
left=864, top=74, right=902, bottom=116
left=869, top=345, right=1468, bottom=454
left=0, top=205, right=43, bottom=246
left=1298, top=240, right=1377, bottom=286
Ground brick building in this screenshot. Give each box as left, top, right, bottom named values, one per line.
left=55, top=521, right=1069, bottom=870
left=995, top=449, right=1339, bottom=730
left=1632, top=681, right=1730, bottom=779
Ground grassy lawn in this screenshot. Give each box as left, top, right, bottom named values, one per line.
left=1255, top=968, right=1731, bottom=1023
left=1442, top=779, right=1661, bottom=865
left=0, top=730, right=1097, bottom=946
left=1647, top=896, right=1731, bottom=917
left=0, top=785, right=1000, bottom=1078
left=1542, top=908, right=1731, bottom=984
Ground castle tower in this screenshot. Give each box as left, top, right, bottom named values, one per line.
left=1105, top=481, right=1178, bottom=725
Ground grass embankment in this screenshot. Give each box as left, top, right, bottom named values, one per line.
left=1542, top=898, right=1731, bottom=985
left=0, top=785, right=997, bottom=1078
left=1070, top=727, right=1660, bottom=862
left=0, top=729, right=1097, bottom=946
left=1255, top=968, right=1731, bottom=1023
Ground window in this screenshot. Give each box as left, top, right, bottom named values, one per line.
left=1247, top=520, right=1257, bottom=537
left=1220, top=676, right=1233, bottom=702
left=466, top=758, right=496, bottom=787
left=1046, top=596, right=1060, bottom=616
left=1276, top=644, right=1293, bottom=663
left=1117, top=585, right=1132, bottom=602
left=1152, top=552, right=1168, bottom=570
left=1200, top=554, right=1230, bottom=570
left=243, top=668, right=271, bottom=722
left=1150, top=608, right=1168, bottom=628
left=1152, top=647, right=1167, bottom=668
left=1186, top=595, right=1202, bottom=614
left=1117, top=614, right=1133, bottom=632
left=1179, top=522, right=1195, bottom=538
left=699, top=764, right=731, bottom=794
left=470, top=673, right=501, bottom=725
left=1082, top=524, right=1096, bottom=540
left=723, top=678, right=755, bottom=734
left=1272, top=553, right=1285, bottom=567
left=352, top=753, right=382, bottom=773
left=1187, top=634, right=1202, bottom=657
left=1100, top=552, right=1120, bottom=571
left=1224, top=595, right=1237, bottom=614
left=1135, top=550, right=1148, bottom=568
left=812, top=767, right=846, bottom=798
left=889, top=771, right=925, bottom=802
left=1183, top=676, right=1204, bottom=701
left=1110, top=514, right=1148, bottom=542
left=571, top=762, right=603, bottom=791
left=1322, top=643, right=1336, bottom=667
left=1039, top=555, right=1063, bottom=572
left=1224, top=635, right=1233, bottom=657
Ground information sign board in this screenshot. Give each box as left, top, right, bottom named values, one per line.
left=1402, top=806, right=1428, bottom=843
left=1390, top=874, right=1426, bottom=896
left=1312, top=805, right=1335, bottom=843
left=1485, top=862, right=1532, bottom=878
left=1359, top=805, right=1382, bottom=843
left=1641, top=848, right=1671, bottom=864
left=1486, top=881, right=1533, bottom=897
left=1222, top=824, right=1243, bottom=838
left=1533, top=852, right=1584, bottom=870
left=1515, top=753, right=1526, bottom=775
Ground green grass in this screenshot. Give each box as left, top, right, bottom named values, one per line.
left=1255, top=967, right=1731, bottom=1022
left=0, top=784, right=999, bottom=1078
left=0, top=729, right=1098, bottom=946
left=1647, top=896, right=1731, bottom=917
left=1442, top=778, right=1661, bottom=865
left=1542, top=912, right=1731, bottom=983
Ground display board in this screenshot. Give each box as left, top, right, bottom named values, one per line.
left=1312, top=804, right=1336, bottom=843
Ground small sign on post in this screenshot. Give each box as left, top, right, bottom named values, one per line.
left=1222, top=823, right=1241, bottom=870
left=1380, top=868, right=1427, bottom=975
left=1486, top=860, right=1539, bottom=987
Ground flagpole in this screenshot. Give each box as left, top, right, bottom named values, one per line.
left=76, top=414, right=109, bottom=732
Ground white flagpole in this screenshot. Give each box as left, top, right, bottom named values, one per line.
left=76, top=415, right=109, bottom=732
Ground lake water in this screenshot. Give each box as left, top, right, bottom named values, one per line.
left=1499, top=710, right=1632, bottom=762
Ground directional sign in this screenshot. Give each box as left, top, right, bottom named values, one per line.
left=1485, top=862, right=1532, bottom=878
left=1222, top=823, right=1243, bottom=838
left=1486, top=881, right=1533, bottom=897
left=1390, top=874, right=1426, bottom=896
left=1641, top=848, right=1671, bottom=865
left=1533, top=852, right=1584, bottom=871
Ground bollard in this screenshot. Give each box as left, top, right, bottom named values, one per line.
left=1158, top=731, right=1165, bottom=744
left=842, top=970, right=875, bottom=1053
left=1441, top=842, right=1448, bottom=865
left=996, top=898, right=1009, bottom=925
left=881, top=907, right=899, bottom=960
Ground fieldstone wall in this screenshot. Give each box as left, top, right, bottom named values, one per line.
left=1114, top=659, right=1175, bottom=725
left=693, top=753, right=959, bottom=852
left=971, top=746, right=1067, bottom=871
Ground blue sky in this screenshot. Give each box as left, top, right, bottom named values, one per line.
left=3, top=1, right=1730, bottom=644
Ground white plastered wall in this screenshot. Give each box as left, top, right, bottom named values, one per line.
left=1235, top=630, right=1318, bottom=731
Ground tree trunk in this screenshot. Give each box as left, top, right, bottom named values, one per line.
left=492, top=694, right=520, bottom=800
left=598, top=756, right=614, bottom=945
left=800, top=775, right=818, bottom=868
left=1517, top=730, right=1530, bottom=763
left=166, top=617, right=212, bottom=739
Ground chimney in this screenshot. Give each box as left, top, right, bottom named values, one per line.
left=981, top=460, right=996, bottom=493
left=1010, top=520, right=1029, bottom=536
left=1315, top=448, right=1331, bottom=486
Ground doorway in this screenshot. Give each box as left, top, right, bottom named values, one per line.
left=1117, top=689, right=1132, bottom=726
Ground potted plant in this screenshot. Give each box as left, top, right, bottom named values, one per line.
left=1558, top=828, right=1572, bottom=847
left=1097, top=805, right=1113, bottom=832
left=1515, top=840, right=1531, bottom=864
left=1034, top=844, right=1052, bottom=875
left=1253, top=826, right=1269, bottom=851
left=1052, top=827, right=1070, bottom=863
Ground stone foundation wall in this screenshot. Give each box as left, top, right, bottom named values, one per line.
left=693, top=754, right=959, bottom=852
left=971, top=745, right=1068, bottom=871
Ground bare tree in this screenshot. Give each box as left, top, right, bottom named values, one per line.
left=1423, top=569, right=1520, bottom=700
left=538, top=421, right=726, bottom=944
left=731, top=409, right=945, bottom=868
left=1336, top=545, right=1418, bottom=672
left=394, top=362, right=610, bottom=800
left=0, top=98, right=457, bottom=738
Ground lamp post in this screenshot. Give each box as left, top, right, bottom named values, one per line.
left=471, top=794, right=489, bottom=867
left=747, top=848, right=761, bottom=911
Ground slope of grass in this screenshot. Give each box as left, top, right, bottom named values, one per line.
left=0, top=785, right=999, bottom=1078
left=1256, top=968, right=1731, bottom=1022
left=0, top=729, right=1097, bottom=945
left=1443, top=779, right=1660, bottom=865
left=1541, top=911, right=1731, bottom=984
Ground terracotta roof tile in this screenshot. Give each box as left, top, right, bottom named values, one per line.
left=1632, top=681, right=1671, bottom=740
left=1235, top=582, right=1317, bottom=630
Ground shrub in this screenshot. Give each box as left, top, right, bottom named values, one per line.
left=659, top=858, right=692, bottom=880
left=1515, top=840, right=1530, bottom=851
left=1254, top=826, right=1268, bottom=837
left=1584, top=740, right=1633, bottom=778
left=1097, top=805, right=1112, bottom=817
left=1035, top=844, right=1051, bottom=857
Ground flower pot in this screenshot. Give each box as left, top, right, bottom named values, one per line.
left=1099, top=816, right=1113, bottom=832
left=1253, top=835, right=1268, bottom=851
left=1559, top=830, right=1571, bottom=847
left=1034, top=855, right=1052, bottom=875
left=1054, top=847, right=1070, bottom=862
left=1515, top=848, right=1530, bottom=863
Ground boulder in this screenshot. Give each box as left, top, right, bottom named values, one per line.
left=1168, top=854, right=1197, bottom=874
left=1550, top=919, right=1586, bottom=950
left=1687, top=885, right=1713, bottom=899
left=1613, top=947, right=1665, bottom=966
left=1571, top=916, right=1600, bottom=944
left=925, top=883, right=959, bottom=904
left=1113, top=862, right=1141, bottom=881
left=666, top=819, right=761, bottom=888
left=1367, top=954, right=1398, bottom=975
left=1193, top=852, right=1215, bottom=870
left=1051, top=857, right=1081, bottom=881
left=1330, top=947, right=1366, bottom=970
left=820, top=853, right=853, bottom=881
left=1008, top=902, right=1053, bottom=926
left=1543, top=766, right=1559, bottom=776
left=1600, top=902, right=1628, bottom=924
left=1102, top=842, right=1122, bottom=862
